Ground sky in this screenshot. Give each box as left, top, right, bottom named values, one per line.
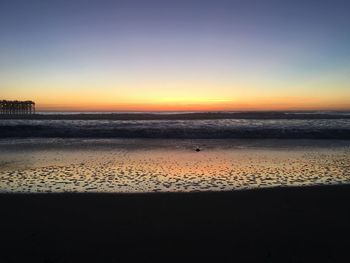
left=1, top=0, right=350, bottom=111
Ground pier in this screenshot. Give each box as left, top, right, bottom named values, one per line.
left=0, top=100, right=36, bottom=115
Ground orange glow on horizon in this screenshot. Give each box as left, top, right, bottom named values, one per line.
left=35, top=98, right=350, bottom=112
left=5, top=86, right=350, bottom=112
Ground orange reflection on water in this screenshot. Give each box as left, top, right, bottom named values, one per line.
left=1, top=141, right=350, bottom=193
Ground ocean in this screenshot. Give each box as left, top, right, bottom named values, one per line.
left=1, top=111, right=350, bottom=193
left=1, top=111, right=350, bottom=139
left=1, top=119, right=350, bottom=139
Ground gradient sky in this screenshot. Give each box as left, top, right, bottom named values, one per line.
left=1, top=0, right=350, bottom=111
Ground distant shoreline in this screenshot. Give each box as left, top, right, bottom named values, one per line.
left=1, top=111, right=350, bottom=120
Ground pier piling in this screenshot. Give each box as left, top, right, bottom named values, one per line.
left=0, top=100, right=36, bottom=115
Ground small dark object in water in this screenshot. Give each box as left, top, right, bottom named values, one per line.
left=195, top=148, right=201, bottom=152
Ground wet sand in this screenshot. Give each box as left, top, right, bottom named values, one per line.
left=1, top=138, right=350, bottom=262
left=1, top=139, right=350, bottom=193
left=1, top=185, right=350, bottom=262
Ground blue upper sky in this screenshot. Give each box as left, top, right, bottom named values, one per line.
left=1, top=0, right=350, bottom=110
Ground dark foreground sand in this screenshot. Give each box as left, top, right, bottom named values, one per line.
left=1, top=185, right=350, bottom=262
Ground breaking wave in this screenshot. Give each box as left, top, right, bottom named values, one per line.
left=1, top=119, right=350, bottom=139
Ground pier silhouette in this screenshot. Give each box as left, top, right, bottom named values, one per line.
left=0, top=100, right=36, bottom=115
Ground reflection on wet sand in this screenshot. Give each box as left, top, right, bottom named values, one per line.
left=0, top=139, right=350, bottom=193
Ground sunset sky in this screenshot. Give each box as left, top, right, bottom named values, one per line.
left=1, top=0, right=350, bottom=111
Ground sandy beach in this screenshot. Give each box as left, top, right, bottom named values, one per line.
left=1, top=138, right=349, bottom=262
left=1, top=185, right=350, bottom=262
left=1, top=139, right=350, bottom=193
left=1, top=116, right=350, bottom=262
